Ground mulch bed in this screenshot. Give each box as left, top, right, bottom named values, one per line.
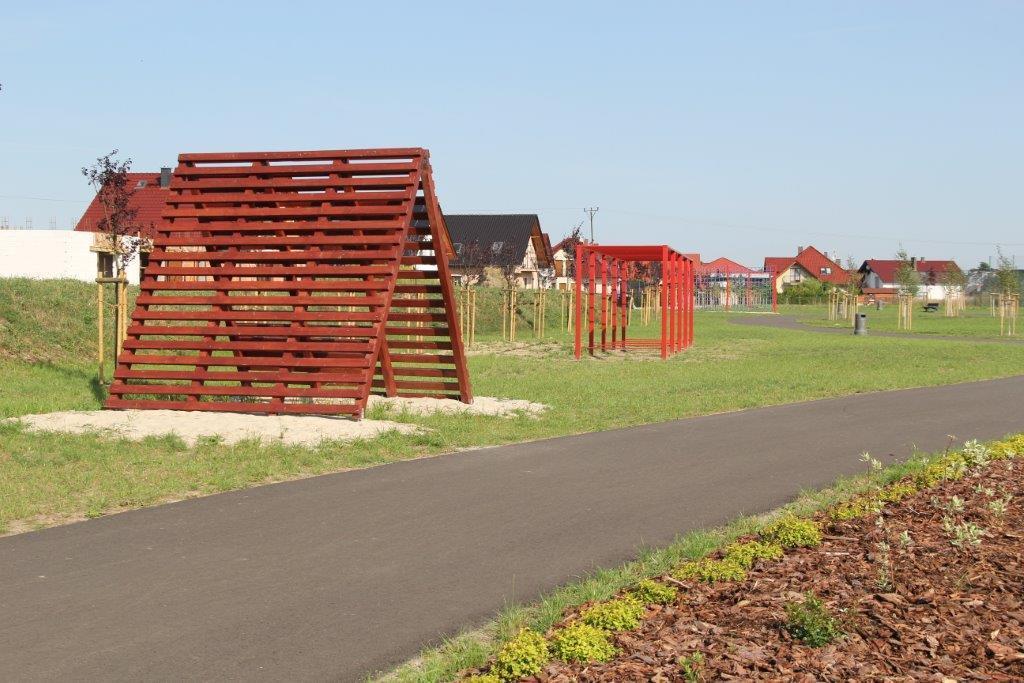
left=540, top=459, right=1024, bottom=681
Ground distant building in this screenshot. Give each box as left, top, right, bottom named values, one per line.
left=858, top=258, right=963, bottom=301
left=74, top=168, right=173, bottom=282
left=763, top=246, right=849, bottom=293
left=445, top=214, right=554, bottom=289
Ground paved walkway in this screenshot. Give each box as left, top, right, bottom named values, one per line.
left=730, top=313, right=1024, bottom=343
left=2, top=376, right=1023, bottom=681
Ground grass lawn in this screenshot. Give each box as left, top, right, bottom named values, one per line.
left=3, top=278, right=1024, bottom=533
left=780, top=302, right=1020, bottom=339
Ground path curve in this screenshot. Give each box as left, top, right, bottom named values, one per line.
left=2, top=377, right=1024, bottom=681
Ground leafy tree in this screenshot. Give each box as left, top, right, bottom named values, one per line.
left=893, top=248, right=920, bottom=297
left=81, top=150, right=147, bottom=277
left=994, top=246, right=1020, bottom=296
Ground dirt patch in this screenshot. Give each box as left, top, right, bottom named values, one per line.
left=467, top=341, right=565, bottom=358
left=540, top=458, right=1023, bottom=680
left=367, top=395, right=548, bottom=418
left=6, top=409, right=420, bottom=446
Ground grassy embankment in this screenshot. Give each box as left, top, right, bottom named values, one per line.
left=2, top=278, right=1024, bottom=533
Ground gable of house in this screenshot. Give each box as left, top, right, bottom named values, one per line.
left=75, top=171, right=171, bottom=238
left=446, top=214, right=549, bottom=270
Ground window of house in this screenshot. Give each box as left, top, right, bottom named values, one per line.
left=139, top=252, right=150, bottom=279
left=491, top=241, right=504, bottom=254
left=820, top=266, right=831, bottom=275
left=97, top=252, right=114, bottom=278
left=136, top=180, right=147, bottom=189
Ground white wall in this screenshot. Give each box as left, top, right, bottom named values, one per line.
left=0, top=230, right=141, bottom=284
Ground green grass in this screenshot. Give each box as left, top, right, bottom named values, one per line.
left=780, top=303, right=1019, bottom=339
left=376, top=439, right=963, bottom=682
left=3, top=278, right=1024, bottom=533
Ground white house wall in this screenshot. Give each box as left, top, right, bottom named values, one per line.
left=0, top=230, right=141, bottom=284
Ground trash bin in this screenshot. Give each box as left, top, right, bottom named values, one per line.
left=854, top=313, right=868, bottom=335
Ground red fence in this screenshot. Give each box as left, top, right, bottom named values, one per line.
left=574, top=244, right=695, bottom=359
left=105, top=147, right=471, bottom=418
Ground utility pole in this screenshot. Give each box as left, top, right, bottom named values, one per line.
left=584, top=206, right=599, bottom=242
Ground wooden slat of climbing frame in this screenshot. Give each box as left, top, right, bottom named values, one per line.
left=371, top=162, right=472, bottom=402
left=106, top=148, right=448, bottom=417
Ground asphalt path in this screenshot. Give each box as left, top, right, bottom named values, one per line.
left=2, top=376, right=1023, bottom=681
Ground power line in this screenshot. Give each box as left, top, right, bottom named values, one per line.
left=0, top=194, right=88, bottom=203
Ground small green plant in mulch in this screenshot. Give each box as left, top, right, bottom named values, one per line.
left=878, top=481, right=919, bottom=502
left=760, top=514, right=822, bottom=549
left=829, top=495, right=884, bottom=521
left=673, top=556, right=747, bottom=583
left=492, top=629, right=549, bottom=681
left=463, top=674, right=501, bottom=683
left=678, top=651, right=706, bottom=682
left=629, top=579, right=678, bottom=605
left=723, top=540, right=784, bottom=569
left=549, top=622, right=616, bottom=663
left=580, top=596, right=645, bottom=631
left=784, top=592, right=844, bottom=647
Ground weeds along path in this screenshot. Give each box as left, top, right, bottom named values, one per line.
left=1, top=376, right=1023, bottom=681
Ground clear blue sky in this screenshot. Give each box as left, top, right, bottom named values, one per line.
left=1, top=1, right=1021, bottom=268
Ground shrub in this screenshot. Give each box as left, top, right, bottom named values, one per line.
left=493, top=629, right=549, bottom=681
left=580, top=596, right=645, bottom=631
left=550, top=623, right=616, bottom=663
left=878, top=481, right=918, bottom=502
left=673, top=557, right=747, bottom=583
left=464, top=675, right=501, bottom=683
left=760, top=515, right=822, bottom=549
left=724, top=540, right=784, bottom=568
left=915, top=456, right=967, bottom=488
left=630, top=579, right=678, bottom=605
left=991, top=435, right=1024, bottom=460
left=829, top=495, right=883, bottom=521
left=784, top=592, right=843, bottom=647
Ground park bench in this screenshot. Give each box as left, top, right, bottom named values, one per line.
left=922, top=302, right=939, bottom=312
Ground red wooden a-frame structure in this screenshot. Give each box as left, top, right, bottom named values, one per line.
left=105, top=148, right=471, bottom=418
left=574, top=244, right=694, bottom=359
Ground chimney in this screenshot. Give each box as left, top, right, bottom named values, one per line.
left=797, top=245, right=804, bottom=254
left=160, top=167, right=172, bottom=188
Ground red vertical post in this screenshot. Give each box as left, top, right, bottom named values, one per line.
left=618, top=262, right=626, bottom=348
left=687, top=258, right=694, bottom=347
left=574, top=246, right=583, bottom=359
left=587, top=250, right=596, bottom=356
left=771, top=268, right=778, bottom=313
left=600, top=254, right=608, bottom=351
left=663, top=248, right=671, bottom=360
left=667, top=255, right=675, bottom=353
left=675, top=255, right=683, bottom=351
left=610, top=259, right=618, bottom=347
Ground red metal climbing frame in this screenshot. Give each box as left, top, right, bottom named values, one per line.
left=105, top=147, right=471, bottom=418
left=573, top=244, right=695, bottom=360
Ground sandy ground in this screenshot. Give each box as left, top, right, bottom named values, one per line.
left=367, top=394, right=548, bottom=417
left=7, top=397, right=547, bottom=446
left=8, top=410, right=420, bottom=446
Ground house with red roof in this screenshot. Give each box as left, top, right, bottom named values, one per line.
left=696, top=257, right=753, bottom=276
left=74, top=168, right=172, bottom=282
left=762, top=246, right=848, bottom=293
left=858, top=258, right=963, bottom=301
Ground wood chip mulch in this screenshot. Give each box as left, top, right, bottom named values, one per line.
left=539, top=459, right=1023, bottom=681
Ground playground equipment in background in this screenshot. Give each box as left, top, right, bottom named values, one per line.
left=574, top=244, right=695, bottom=360
left=105, top=148, right=471, bottom=418
left=694, top=267, right=777, bottom=312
